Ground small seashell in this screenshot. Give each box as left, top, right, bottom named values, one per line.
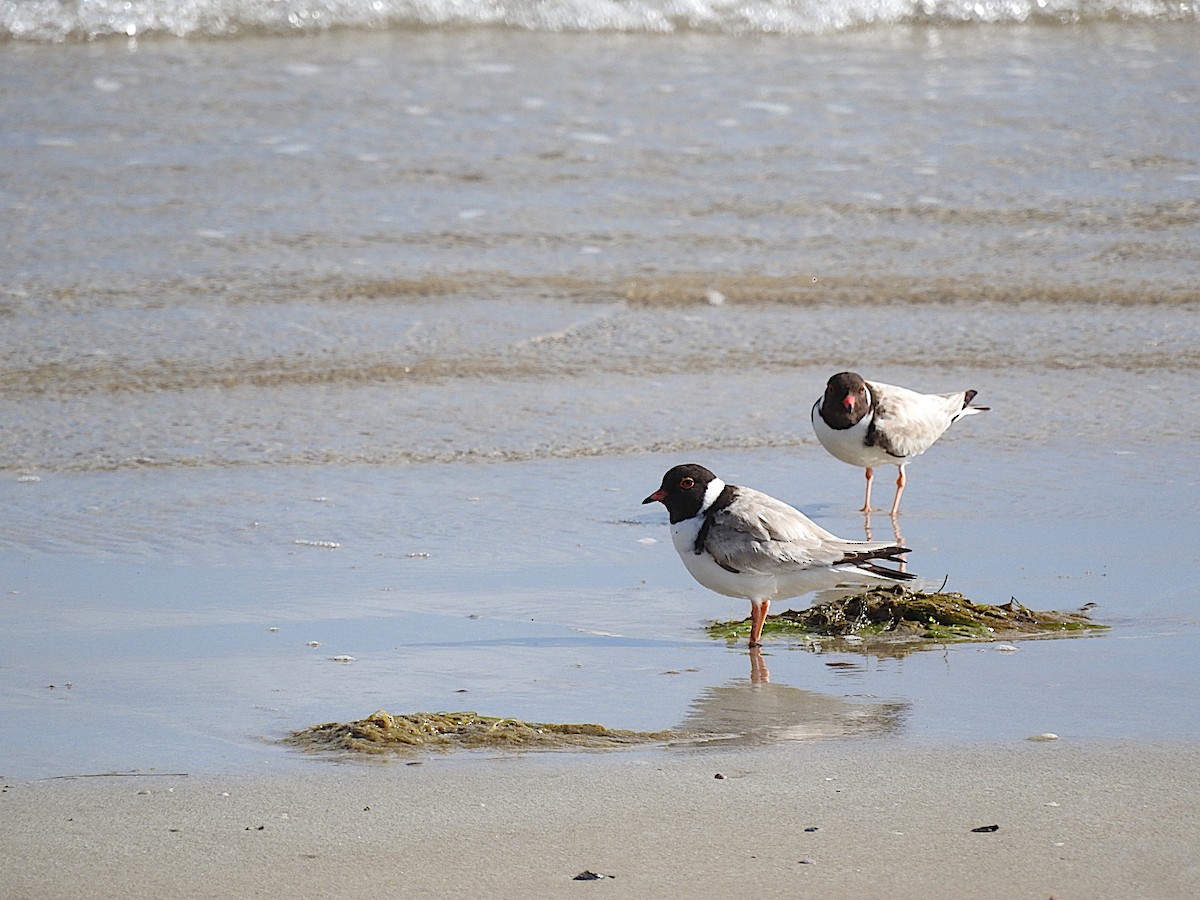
left=994, top=644, right=1019, bottom=652
left=705, top=288, right=726, bottom=306
left=1027, top=732, right=1059, bottom=742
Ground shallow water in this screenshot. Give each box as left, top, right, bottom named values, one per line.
left=1, top=20, right=1198, bottom=780
left=2, top=438, right=1197, bottom=780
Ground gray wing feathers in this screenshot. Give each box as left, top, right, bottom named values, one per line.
left=702, top=488, right=898, bottom=575
left=869, top=381, right=975, bottom=460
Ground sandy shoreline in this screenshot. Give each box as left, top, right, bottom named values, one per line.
left=3, top=20, right=1198, bottom=899
left=4, top=741, right=1198, bottom=899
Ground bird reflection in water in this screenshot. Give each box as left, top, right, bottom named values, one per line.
left=749, top=647, right=770, bottom=684
left=863, top=514, right=906, bottom=572
left=678, top=649, right=907, bottom=745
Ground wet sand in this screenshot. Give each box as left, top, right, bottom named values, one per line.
left=2, top=21, right=1198, bottom=897
left=4, top=742, right=1199, bottom=898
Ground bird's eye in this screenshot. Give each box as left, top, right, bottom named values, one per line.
left=680, top=477, right=695, bottom=490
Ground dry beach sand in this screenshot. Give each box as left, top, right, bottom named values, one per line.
left=4, top=741, right=1199, bottom=898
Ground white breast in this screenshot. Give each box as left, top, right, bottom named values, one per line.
left=669, top=518, right=775, bottom=601
left=812, top=402, right=898, bottom=467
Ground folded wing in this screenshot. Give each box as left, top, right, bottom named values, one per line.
left=702, top=487, right=904, bottom=576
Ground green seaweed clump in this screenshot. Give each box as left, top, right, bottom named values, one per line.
left=707, top=584, right=1107, bottom=651
left=285, top=710, right=677, bottom=756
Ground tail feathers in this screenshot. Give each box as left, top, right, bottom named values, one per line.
left=839, top=545, right=914, bottom=582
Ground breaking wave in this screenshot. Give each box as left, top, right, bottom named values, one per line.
left=2, top=0, right=1196, bottom=42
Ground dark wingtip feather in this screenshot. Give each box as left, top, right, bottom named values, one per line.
left=962, top=390, right=989, bottom=411
left=859, top=562, right=918, bottom=581
left=840, top=544, right=911, bottom=566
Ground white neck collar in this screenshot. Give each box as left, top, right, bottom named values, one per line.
left=699, top=477, right=726, bottom=515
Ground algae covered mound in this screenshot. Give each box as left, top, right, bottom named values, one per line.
left=285, top=709, right=677, bottom=755
left=708, top=584, right=1107, bottom=649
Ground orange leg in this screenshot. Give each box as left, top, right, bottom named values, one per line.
left=889, top=465, right=907, bottom=517
left=749, top=598, right=770, bottom=647
left=860, top=466, right=875, bottom=513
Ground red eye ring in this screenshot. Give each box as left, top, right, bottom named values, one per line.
left=680, top=477, right=695, bottom=490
